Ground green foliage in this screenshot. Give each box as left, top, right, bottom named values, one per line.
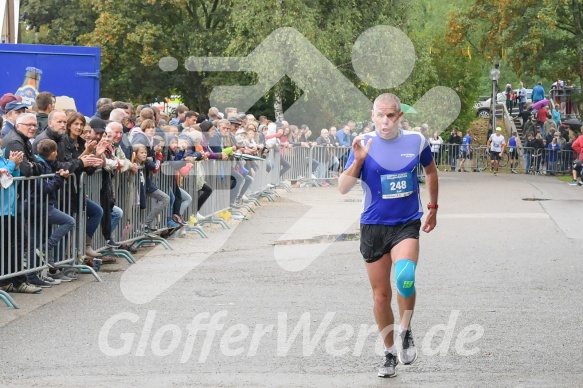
left=448, top=0, right=583, bottom=90
left=21, top=0, right=486, bottom=131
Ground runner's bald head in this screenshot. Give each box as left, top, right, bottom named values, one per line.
left=373, top=93, right=402, bottom=112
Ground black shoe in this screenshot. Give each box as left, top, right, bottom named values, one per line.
left=27, top=273, right=52, bottom=288
left=378, top=352, right=397, bottom=378
left=106, top=239, right=122, bottom=248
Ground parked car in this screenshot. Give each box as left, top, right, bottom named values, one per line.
left=474, top=89, right=532, bottom=119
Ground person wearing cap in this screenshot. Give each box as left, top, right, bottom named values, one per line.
left=1, top=100, right=29, bottom=137
left=228, top=116, right=242, bottom=133
left=0, top=93, right=22, bottom=115
left=487, top=127, right=506, bottom=175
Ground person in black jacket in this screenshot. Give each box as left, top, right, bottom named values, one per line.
left=34, top=92, right=54, bottom=137
left=3, top=113, right=44, bottom=177
left=59, top=114, right=105, bottom=262
left=447, top=129, right=463, bottom=172
left=32, top=110, right=67, bottom=154
left=28, top=139, right=76, bottom=288
left=523, top=133, right=535, bottom=174
left=532, top=133, right=545, bottom=174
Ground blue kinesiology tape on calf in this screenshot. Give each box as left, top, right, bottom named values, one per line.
left=395, top=259, right=416, bottom=298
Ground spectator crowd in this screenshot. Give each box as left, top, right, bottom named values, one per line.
left=1, top=88, right=582, bottom=296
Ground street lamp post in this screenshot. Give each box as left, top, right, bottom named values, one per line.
left=489, top=66, right=501, bottom=138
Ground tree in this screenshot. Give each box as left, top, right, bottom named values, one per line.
left=22, top=0, right=480, bottom=130
left=447, top=0, right=583, bottom=88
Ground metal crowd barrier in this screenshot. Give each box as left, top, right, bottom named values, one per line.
left=244, top=155, right=270, bottom=203
left=309, top=146, right=345, bottom=183
left=281, top=145, right=313, bottom=183
left=182, top=159, right=230, bottom=230
left=1, top=148, right=294, bottom=309
left=1, top=173, right=81, bottom=308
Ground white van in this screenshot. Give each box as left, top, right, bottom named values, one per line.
left=474, top=89, right=532, bottom=119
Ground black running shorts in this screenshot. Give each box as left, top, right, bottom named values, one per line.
left=490, top=151, right=502, bottom=161
left=360, top=220, right=421, bottom=263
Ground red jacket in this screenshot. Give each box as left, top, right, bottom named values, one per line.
left=572, top=135, right=583, bottom=161
left=537, top=107, right=548, bottom=123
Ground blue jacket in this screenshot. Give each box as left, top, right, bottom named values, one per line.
left=546, top=142, right=560, bottom=161
left=532, top=85, right=545, bottom=102
left=336, top=130, right=352, bottom=147
left=1, top=121, right=15, bottom=137
left=0, top=148, right=21, bottom=216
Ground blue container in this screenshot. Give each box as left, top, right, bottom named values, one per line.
left=0, top=43, right=100, bottom=116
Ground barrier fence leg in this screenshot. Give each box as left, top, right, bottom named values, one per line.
left=185, top=225, right=208, bottom=238
left=133, top=235, right=174, bottom=250
left=100, top=248, right=136, bottom=264
left=199, top=216, right=229, bottom=230
left=0, top=291, right=19, bottom=309
left=61, top=260, right=103, bottom=282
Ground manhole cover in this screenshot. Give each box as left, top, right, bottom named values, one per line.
left=276, top=233, right=360, bottom=245
left=522, top=198, right=550, bottom=201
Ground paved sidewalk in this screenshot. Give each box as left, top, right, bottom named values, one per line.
left=0, top=172, right=582, bottom=387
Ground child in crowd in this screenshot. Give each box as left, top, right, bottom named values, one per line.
left=30, top=139, right=76, bottom=288
left=131, top=139, right=170, bottom=234
left=165, top=134, right=193, bottom=227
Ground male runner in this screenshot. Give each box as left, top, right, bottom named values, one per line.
left=488, top=127, right=506, bottom=175
left=338, top=93, right=438, bottom=378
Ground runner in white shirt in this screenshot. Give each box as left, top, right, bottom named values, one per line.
left=487, top=127, right=506, bottom=175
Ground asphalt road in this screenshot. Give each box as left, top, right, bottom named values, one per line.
left=1, top=172, right=582, bottom=387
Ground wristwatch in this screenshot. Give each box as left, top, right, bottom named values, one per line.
left=427, top=203, right=439, bottom=210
